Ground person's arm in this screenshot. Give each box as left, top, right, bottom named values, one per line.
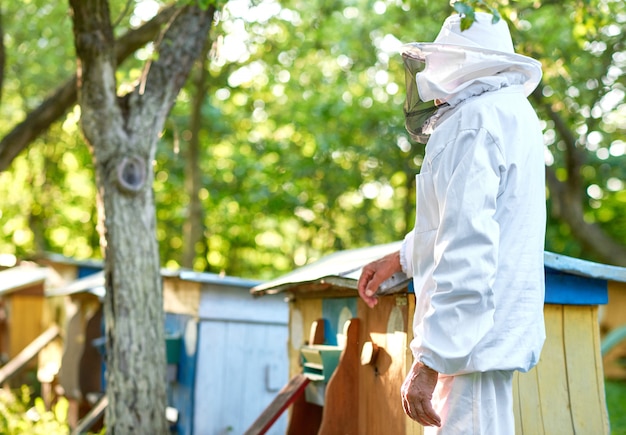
left=357, top=228, right=416, bottom=308
left=413, top=128, right=504, bottom=375
left=401, top=359, right=441, bottom=427
left=357, top=250, right=402, bottom=308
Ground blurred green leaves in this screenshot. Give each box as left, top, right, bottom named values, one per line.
left=1, top=0, right=625, bottom=276
left=452, top=0, right=501, bottom=30
left=0, top=386, right=69, bottom=435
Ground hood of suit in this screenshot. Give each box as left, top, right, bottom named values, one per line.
left=400, top=12, right=542, bottom=143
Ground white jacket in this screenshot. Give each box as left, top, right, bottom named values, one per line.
left=400, top=14, right=546, bottom=376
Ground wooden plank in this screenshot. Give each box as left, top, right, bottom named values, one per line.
left=245, top=322, right=290, bottom=433
left=403, top=294, right=424, bottom=435
left=514, top=365, right=543, bottom=435
left=199, top=286, right=288, bottom=324
left=244, top=374, right=311, bottom=435
left=309, top=318, right=325, bottom=345
left=286, top=391, right=323, bottom=435
left=358, top=295, right=412, bottom=435
left=601, top=281, right=626, bottom=379
left=162, top=278, right=200, bottom=317
left=194, top=320, right=229, bottom=431
left=589, top=306, right=611, bottom=435
left=58, top=309, right=85, bottom=400
left=289, top=298, right=322, bottom=379
left=196, top=318, right=290, bottom=434
left=563, top=305, right=609, bottom=435
left=0, top=324, right=60, bottom=385
left=533, top=304, right=570, bottom=435
left=10, top=295, right=44, bottom=359
left=226, top=321, right=253, bottom=430
left=285, top=298, right=324, bottom=435
left=72, top=396, right=178, bottom=435
left=514, top=303, right=609, bottom=435
left=318, top=318, right=360, bottom=434
left=603, top=280, right=626, bottom=330
left=71, top=395, right=107, bottom=435
left=79, top=306, right=103, bottom=397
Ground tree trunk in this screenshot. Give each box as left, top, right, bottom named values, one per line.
left=182, top=41, right=211, bottom=269
left=69, top=1, right=216, bottom=432
left=101, top=165, right=166, bottom=433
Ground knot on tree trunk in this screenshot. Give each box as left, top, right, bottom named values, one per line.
left=116, top=155, right=146, bottom=193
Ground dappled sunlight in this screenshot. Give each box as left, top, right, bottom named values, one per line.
left=1, top=0, right=624, bottom=284
left=610, top=140, right=625, bottom=157
left=131, top=0, right=160, bottom=26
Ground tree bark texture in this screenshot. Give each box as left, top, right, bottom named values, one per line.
left=69, top=0, right=216, bottom=432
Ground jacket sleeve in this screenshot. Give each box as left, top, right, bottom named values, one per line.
left=400, top=229, right=415, bottom=277
left=412, top=127, right=504, bottom=375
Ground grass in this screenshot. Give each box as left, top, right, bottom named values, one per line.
left=606, top=378, right=626, bottom=435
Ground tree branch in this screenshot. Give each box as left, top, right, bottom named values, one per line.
left=535, top=89, right=626, bottom=266
left=131, top=4, right=216, bottom=132
left=0, top=4, right=178, bottom=172
left=71, top=0, right=119, bottom=149
left=531, top=85, right=584, bottom=194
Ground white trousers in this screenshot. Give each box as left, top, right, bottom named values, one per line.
left=424, top=370, right=515, bottom=435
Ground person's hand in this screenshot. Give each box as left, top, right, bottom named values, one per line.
left=401, top=360, right=441, bottom=427
left=357, top=251, right=402, bottom=308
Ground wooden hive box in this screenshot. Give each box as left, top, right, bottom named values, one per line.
left=251, top=244, right=621, bottom=435
left=0, top=265, right=50, bottom=380
left=599, top=277, right=626, bottom=380
left=50, top=267, right=288, bottom=435
left=49, top=268, right=201, bottom=433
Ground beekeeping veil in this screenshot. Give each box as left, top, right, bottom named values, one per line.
left=401, top=12, right=542, bottom=143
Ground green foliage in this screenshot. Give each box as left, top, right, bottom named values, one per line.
left=154, top=0, right=448, bottom=277
left=0, top=123, right=98, bottom=260
left=0, top=0, right=625, bottom=276
left=197, top=0, right=218, bottom=9
left=452, top=0, right=501, bottom=30
left=606, top=379, right=626, bottom=434
left=0, top=386, right=69, bottom=435
left=510, top=0, right=626, bottom=263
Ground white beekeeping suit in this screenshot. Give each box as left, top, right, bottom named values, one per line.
left=397, top=12, right=546, bottom=433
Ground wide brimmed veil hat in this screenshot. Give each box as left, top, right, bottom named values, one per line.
left=400, top=12, right=542, bottom=142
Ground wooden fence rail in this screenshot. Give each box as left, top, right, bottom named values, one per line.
left=0, top=324, right=60, bottom=385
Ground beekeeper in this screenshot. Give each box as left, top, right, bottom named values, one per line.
left=357, top=12, right=546, bottom=434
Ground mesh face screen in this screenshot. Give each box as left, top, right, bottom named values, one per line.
left=402, top=55, right=438, bottom=144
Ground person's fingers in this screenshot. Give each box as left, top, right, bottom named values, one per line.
left=401, top=395, right=412, bottom=419
left=364, top=273, right=384, bottom=297
left=413, top=398, right=429, bottom=426
left=402, top=384, right=424, bottom=424
left=358, top=252, right=402, bottom=308
left=416, top=398, right=441, bottom=427
left=401, top=372, right=441, bottom=427
left=362, top=294, right=378, bottom=308
left=421, top=398, right=441, bottom=427
left=404, top=396, right=438, bottom=427
left=357, top=268, right=373, bottom=295
left=403, top=395, right=420, bottom=423
left=357, top=268, right=379, bottom=307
